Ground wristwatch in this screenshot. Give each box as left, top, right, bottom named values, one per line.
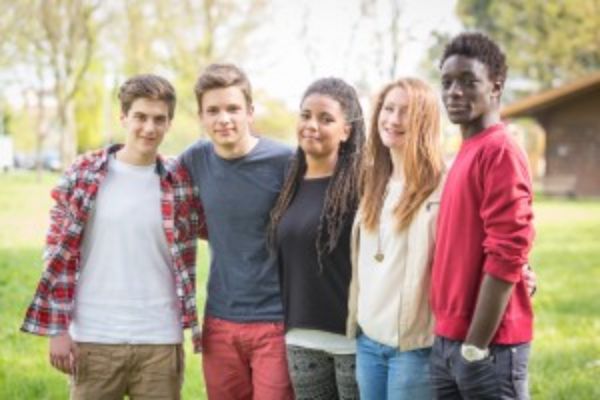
left=460, top=343, right=490, bottom=362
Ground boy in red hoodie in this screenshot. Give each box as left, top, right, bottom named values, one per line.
left=430, top=32, right=535, bottom=399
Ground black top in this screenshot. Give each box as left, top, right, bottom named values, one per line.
left=276, top=177, right=353, bottom=335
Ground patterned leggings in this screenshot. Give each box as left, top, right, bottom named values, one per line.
left=286, top=345, right=359, bottom=400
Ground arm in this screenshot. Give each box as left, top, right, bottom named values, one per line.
left=49, top=332, right=77, bottom=374
left=22, top=164, right=79, bottom=337
left=176, top=151, right=208, bottom=240
left=467, top=145, right=535, bottom=349
left=465, top=274, right=513, bottom=348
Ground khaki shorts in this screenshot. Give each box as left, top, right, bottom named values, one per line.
left=70, top=343, right=184, bottom=400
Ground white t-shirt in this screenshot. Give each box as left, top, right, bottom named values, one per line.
left=70, top=156, right=182, bottom=344
left=286, top=329, right=356, bottom=355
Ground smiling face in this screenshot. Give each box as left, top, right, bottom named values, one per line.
left=120, top=98, right=171, bottom=161
left=297, top=94, right=350, bottom=161
left=198, top=86, right=254, bottom=154
left=441, top=55, right=501, bottom=132
left=378, top=86, right=410, bottom=151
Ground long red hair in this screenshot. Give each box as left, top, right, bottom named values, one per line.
left=360, top=78, right=444, bottom=231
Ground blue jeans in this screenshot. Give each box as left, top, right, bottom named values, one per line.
left=356, top=333, right=432, bottom=400
left=430, top=336, right=531, bottom=399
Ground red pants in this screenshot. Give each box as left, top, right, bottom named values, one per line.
left=201, top=316, right=293, bottom=400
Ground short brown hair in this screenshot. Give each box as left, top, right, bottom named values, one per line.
left=118, top=74, right=176, bottom=119
left=194, top=63, right=253, bottom=111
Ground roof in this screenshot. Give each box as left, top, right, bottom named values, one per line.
left=502, top=72, right=600, bottom=118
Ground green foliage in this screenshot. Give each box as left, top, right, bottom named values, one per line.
left=75, top=59, right=105, bottom=153
left=6, top=105, right=37, bottom=152
left=456, top=0, right=600, bottom=91
left=253, top=93, right=296, bottom=143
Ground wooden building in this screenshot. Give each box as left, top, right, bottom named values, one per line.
left=502, top=72, right=600, bottom=197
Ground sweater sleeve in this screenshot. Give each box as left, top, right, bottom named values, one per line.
left=479, top=143, right=535, bottom=283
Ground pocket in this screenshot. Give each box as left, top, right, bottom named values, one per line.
left=509, top=344, right=530, bottom=397
left=75, top=344, right=113, bottom=383
left=453, top=348, right=500, bottom=399
left=176, top=344, right=185, bottom=376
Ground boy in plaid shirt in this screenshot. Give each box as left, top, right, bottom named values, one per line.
left=22, top=74, right=204, bottom=400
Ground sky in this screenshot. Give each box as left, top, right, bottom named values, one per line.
left=2, top=0, right=463, bottom=113
left=249, top=0, right=462, bottom=107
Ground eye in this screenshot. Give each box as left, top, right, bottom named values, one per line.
left=320, top=115, right=335, bottom=124
left=227, top=105, right=241, bottom=113
left=383, top=105, right=394, bottom=113
left=441, top=79, right=451, bottom=90
left=155, top=116, right=167, bottom=125
left=300, top=112, right=310, bottom=120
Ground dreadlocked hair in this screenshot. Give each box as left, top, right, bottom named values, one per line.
left=268, top=77, right=365, bottom=272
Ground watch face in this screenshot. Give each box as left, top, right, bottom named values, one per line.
left=461, top=344, right=488, bottom=362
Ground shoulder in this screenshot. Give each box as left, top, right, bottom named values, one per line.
left=162, top=156, right=193, bottom=182
left=476, top=127, right=531, bottom=183
left=256, top=136, right=294, bottom=159
left=71, top=147, right=107, bottom=170
left=180, top=139, right=212, bottom=159
left=61, top=146, right=114, bottom=182
left=480, top=125, right=525, bottom=158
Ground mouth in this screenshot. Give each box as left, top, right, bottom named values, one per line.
left=446, top=104, right=469, bottom=113
left=301, top=134, right=320, bottom=141
left=382, top=128, right=405, bottom=136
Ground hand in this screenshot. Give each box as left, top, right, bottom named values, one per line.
left=49, top=332, right=77, bottom=374
left=522, top=264, right=537, bottom=297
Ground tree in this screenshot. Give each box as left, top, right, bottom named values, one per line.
left=2, top=0, right=103, bottom=167
left=75, top=59, right=105, bottom=153
left=456, top=0, right=600, bottom=91
left=38, top=0, right=102, bottom=166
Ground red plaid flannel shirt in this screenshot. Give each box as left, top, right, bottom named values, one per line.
left=21, top=145, right=206, bottom=352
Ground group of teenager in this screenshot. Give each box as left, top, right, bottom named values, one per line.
left=22, top=32, right=536, bottom=400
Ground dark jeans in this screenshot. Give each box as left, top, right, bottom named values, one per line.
left=430, top=336, right=530, bottom=400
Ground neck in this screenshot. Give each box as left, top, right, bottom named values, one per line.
left=390, top=147, right=405, bottom=182
left=461, top=110, right=500, bottom=140
left=116, top=147, right=156, bottom=166
left=305, top=153, right=337, bottom=179
left=215, top=133, right=259, bottom=159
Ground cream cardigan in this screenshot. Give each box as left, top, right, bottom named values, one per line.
left=346, top=179, right=444, bottom=351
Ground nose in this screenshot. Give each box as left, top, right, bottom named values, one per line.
left=389, top=111, right=403, bottom=127
left=447, top=80, right=463, bottom=98
left=302, top=116, right=318, bottom=131
left=217, top=111, right=232, bottom=125
left=143, top=119, right=158, bottom=135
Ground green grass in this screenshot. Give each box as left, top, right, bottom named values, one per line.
left=1, top=172, right=600, bottom=399
left=0, top=171, right=209, bottom=399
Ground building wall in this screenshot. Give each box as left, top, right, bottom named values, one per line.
left=537, top=87, right=600, bottom=197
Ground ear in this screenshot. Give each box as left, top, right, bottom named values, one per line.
left=247, top=104, right=255, bottom=123
left=492, top=80, right=503, bottom=100
left=342, top=123, right=351, bottom=142
left=120, top=112, right=127, bottom=127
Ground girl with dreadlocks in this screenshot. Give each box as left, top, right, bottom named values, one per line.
left=346, top=78, right=444, bottom=399
left=269, top=77, right=365, bottom=400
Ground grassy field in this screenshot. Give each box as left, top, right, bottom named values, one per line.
left=1, top=172, right=599, bottom=399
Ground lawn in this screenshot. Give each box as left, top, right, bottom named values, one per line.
left=1, top=172, right=599, bottom=399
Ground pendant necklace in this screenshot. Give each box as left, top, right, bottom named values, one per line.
left=374, top=225, right=384, bottom=262
left=374, top=186, right=388, bottom=263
